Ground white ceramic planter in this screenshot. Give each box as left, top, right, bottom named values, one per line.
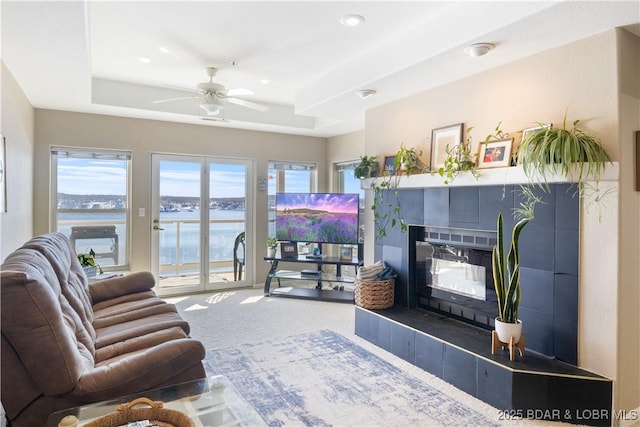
left=83, top=266, right=97, bottom=277
left=267, top=247, right=277, bottom=258
left=494, top=318, right=523, bottom=344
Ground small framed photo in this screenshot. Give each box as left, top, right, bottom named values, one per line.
left=477, top=138, right=514, bottom=169
left=280, top=242, right=298, bottom=259
left=431, top=123, right=463, bottom=170
left=383, top=155, right=397, bottom=175
left=339, top=246, right=353, bottom=261
left=518, top=123, right=552, bottom=164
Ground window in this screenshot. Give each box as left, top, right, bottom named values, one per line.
left=267, top=161, right=317, bottom=236
left=51, top=148, right=131, bottom=270
left=335, top=160, right=365, bottom=244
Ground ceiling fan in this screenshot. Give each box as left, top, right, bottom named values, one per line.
left=152, top=66, right=269, bottom=116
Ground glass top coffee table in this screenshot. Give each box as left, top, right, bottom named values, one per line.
left=47, top=375, right=266, bottom=427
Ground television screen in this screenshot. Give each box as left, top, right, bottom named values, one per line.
left=275, top=193, right=359, bottom=245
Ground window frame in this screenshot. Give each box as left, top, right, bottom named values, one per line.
left=50, top=147, right=132, bottom=270
left=267, top=161, right=317, bottom=238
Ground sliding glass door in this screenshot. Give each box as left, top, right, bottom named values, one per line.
left=151, top=154, right=253, bottom=295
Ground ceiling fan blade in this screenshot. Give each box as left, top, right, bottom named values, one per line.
left=201, top=116, right=230, bottom=123
left=227, top=88, right=254, bottom=96
left=152, top=96, right=199, bottom=104
left=226, top=97, right=269, bottom=112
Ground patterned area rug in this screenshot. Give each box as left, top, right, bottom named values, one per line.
left=205, top=329, right=498, bottom=426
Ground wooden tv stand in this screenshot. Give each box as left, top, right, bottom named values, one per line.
left=263, top=255, right=362, bottom=303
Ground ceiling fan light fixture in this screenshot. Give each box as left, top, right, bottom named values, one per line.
left=357, top=89, right=376, bottom=100
left=200, top=95, right=224, bottom=116
left=464, top=43, right=494, bottom=57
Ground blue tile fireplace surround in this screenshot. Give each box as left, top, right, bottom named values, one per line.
left=355, top=184, right=613, bottom=426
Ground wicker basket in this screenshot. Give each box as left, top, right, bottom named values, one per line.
left=84, top=397, right=195, bottom=427
left=354, top=278, right=395, bottom=309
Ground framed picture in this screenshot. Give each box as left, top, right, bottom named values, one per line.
left=431, top=123, right=463, bottom=170
left=383, top=155, right=397, bottom=175
left=339, top=246, right=353, bottom=261
left=0, top=135, right=6, bottom=213
left=280, top=242, right=298, bottom=259
left=518, top=123, right=552, bottom=164
left=477, top=138, right=514, bottom=169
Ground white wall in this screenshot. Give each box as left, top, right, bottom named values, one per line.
left=0, top=61, right=34, bottom=260
left=327, top=130, right=365, bottom=191
left=362, top=28, right=639, bottom=411
left=615, top=28, right=640, bottom=413
left=32, top=110, right=327, bottom=283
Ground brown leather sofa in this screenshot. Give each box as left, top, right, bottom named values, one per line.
left=1, top=233, right=206, bottom=426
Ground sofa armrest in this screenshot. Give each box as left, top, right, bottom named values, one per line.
left=71, top=338, right=206, bottom=402
left=89, top=271, right=156, bottom=304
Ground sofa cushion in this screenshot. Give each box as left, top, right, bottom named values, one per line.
left=95, top=326, right=190, bottom=362
left=23, top=232, right=96, bottom=333
left=1, top=250, right=95, bottom=395
left=89, top=271, right=156, bottom=305
left=93, top=300, right=178, bottom=329
left=94, top=311, right=190, bottom=349
left=92, top=290, right=165, bottom=319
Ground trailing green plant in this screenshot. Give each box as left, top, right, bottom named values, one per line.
left=437, top=126, right=479, bottom=184
left=517, top=114, right=612, bottom=186
left=371, top=174, right=403, bottom=239
left=492, top=185, right=542, bottom=324
left=369, top=144, right=428, bottom=239
left=484, top=121, right=509, bottom=143
left=77, top=248, right=103, bottom=274
left=395, top=144, right=429, bottom=175
left=354, top=155, right=380, bottom=179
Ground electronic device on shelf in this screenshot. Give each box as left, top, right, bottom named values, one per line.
left=300, top=269, right=320, bottom=276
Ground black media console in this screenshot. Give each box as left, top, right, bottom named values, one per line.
left=263, top=255, right=362, bottom=303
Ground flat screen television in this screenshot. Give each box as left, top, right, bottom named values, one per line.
left=275, top=193, right=359, bottom=245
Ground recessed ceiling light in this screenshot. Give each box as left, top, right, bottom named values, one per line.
left=357, top=89, right=376, bottom=100
left=138, top=56, right=151, bottom=63
left=260, top=79, right=271, bottom=85
left=158, top=46, right=170, bottom=54
left=464, top=43, right=494, bottom=57
left=340, top=14, right=365, bottom=27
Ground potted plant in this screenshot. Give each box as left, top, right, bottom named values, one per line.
left=77, top=248, right=103, bottom=277
left=436, top=126, right=480, bottom=184
left=266, top=237, right=278, bottom=258
left=354, top=155, right=380, bottom=179
left=517, top=114, right=612, bottom=186
left=395, top=143, right=429, bottom=175
left=369, top=144, right=427, bottom=240
left=492, top=186, right=541, bottom=347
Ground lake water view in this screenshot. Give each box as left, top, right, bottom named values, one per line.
left=59, top=209, right=247, bottom=269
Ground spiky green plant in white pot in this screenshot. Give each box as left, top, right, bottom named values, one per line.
left=492, top=186, right=541, bottom=343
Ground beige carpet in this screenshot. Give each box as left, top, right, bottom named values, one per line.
left=167, top=287, right=578, bottom=427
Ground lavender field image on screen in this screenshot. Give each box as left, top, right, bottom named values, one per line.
left=276, top=193, right=359, bottom=244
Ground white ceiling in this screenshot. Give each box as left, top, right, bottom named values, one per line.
left=2, top=1, right=639, bottom=138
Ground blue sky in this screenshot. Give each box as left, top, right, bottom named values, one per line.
left=59, top=158, right=358, bottom=198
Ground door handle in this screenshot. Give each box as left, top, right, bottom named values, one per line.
left=153, top=219, right=164, bottom=231
left=153, top=225, right=164, bottom=231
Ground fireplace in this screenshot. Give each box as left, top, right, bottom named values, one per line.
left=408, top=225, right=498, bottom=330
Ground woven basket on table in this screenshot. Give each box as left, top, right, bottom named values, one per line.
left=83, top=397, right=195, bottom=427
left=354, top=278, right=395, bottom=309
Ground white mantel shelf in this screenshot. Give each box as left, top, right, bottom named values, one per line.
left=361, top=163, right=619, bottom=190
